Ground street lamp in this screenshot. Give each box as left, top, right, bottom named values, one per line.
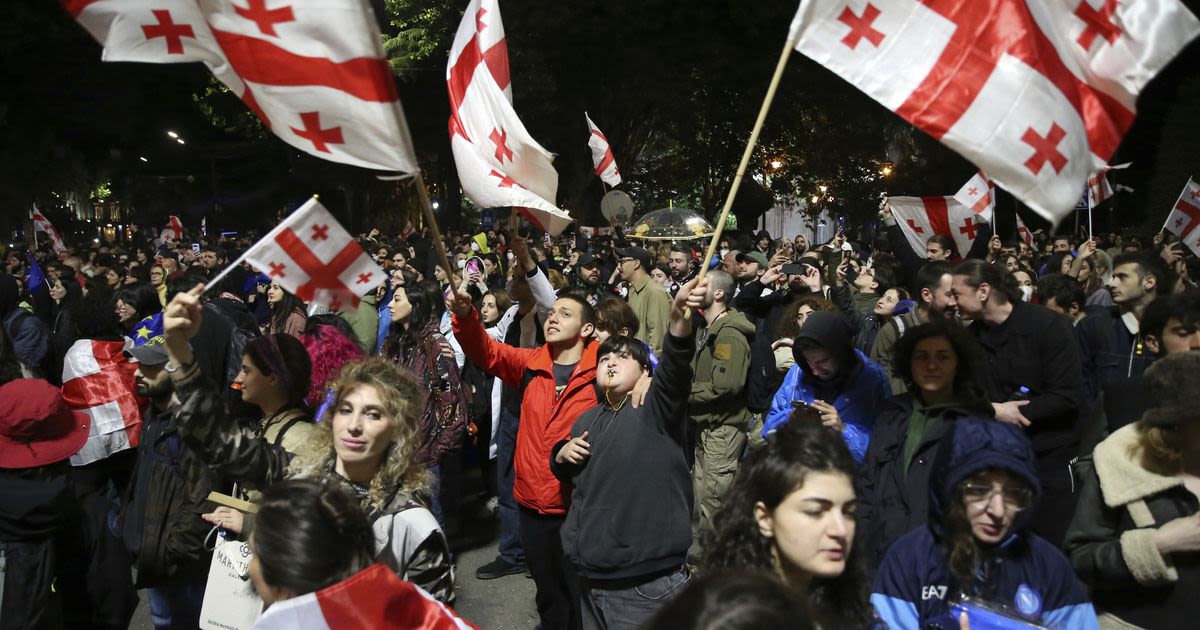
left=770, top=159, right=783, bottom=170
left=176, top=138, right=186, bottom=145
left=139, top=156, right=148, bottom=162
left=818, top=185, right=828, bottom=193
left=880, top=162, right=894, bottom=177
left=167, top=131, right=179, bottom=139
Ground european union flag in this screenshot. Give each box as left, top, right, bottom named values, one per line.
left=26, top=254, right=47, bottom=295
left=132, top=312, right=164, bottom=346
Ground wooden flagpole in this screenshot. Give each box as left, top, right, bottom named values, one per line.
left=696, top=36, right=797, bottom=283
left=411, top=173, right=456, bottom=286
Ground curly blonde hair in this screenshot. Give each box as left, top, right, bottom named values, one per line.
left=288, top=358, right=431, bottom=510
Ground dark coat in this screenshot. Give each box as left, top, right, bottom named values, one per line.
left=1074, top=305, right=1154, bottom=432
left=1064, top=424, right=1200, bottom=629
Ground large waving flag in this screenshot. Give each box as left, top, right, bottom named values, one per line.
left=236, top=197, right=383, bottom=313
left=446, top=0, right=571, bottom=236
left=585, top=113, right=622, bottom=187
left=31, top=207, right=68, bottom=257
left=61, top=0, right=418, bottom=174
left=788, top=0, right=1200, bottom=225
left=887, top=195, right=992, bottom=259
left=62, top=339, right=144, bottom=466
left=1164, top=177, right=1200, bottom=256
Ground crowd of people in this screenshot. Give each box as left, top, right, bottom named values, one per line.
left=2, top=204, right=1199, bottom=630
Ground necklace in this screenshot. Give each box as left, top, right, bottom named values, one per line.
left=605, top=388, right=630, bottom=411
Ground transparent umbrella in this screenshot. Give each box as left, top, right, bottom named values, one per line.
left=627, top=206, right=715, bottom=240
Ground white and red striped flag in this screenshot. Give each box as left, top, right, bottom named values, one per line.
left=252, top=564, right=478, bottom=630
left=887, top=195, right=992, bottom=259
left=31, top=207, right=69, bottom=257
left=953, top=170, right=994, bottom=215
left=1164, top=177, right=1200, bottom=256
left=238, top=197, right=382, bottom=313
left=162, top=215, right=184, bottom=241
left=1086, top=162, right=1131, bottom=209
left=446, top=0, right=572, bottom=236
left=788, top=0, right=1199, bottom=225
left=62, top=339, right=144, bottom=466
left=61, top=0, right=418, bottom=174
left=585, top=112, right=622, bottom=187
left=1015, top=212, right=1034, bottom=248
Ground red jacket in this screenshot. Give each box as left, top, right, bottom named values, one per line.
left=453, top=308, right=597, bottom=515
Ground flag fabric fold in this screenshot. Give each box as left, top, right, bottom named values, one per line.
left=1086, top=162, right=1131, bottom=209
left=585, top=113, right=621, bottom=187
left=1164, top=177, right=1200, bottom=256
left=31, top=207, right=69, bottom=257
left=62, top=339, right=144, bottom=466
left=446, top=0, right=571, bottom=236
left=62, top=0, right=418, bottom=174
left=162, top=215, right=184, bottom=242
left=887, top=195, right=991, bottom=259
left=788, top=0, right=1200, bottom=225
left=1015, top=212, right=1034, bottom=248
left=239, top=197, right=383, bottom=313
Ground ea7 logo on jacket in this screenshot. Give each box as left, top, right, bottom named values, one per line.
left=922, top=585, right=948, bottom=601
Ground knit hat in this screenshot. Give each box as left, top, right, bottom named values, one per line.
left=1140, top=352, right=1200, bottom=427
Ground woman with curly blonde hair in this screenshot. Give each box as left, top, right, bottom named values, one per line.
left=161, top=288, right=454, bottom=603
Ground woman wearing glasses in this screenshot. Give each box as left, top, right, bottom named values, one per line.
left=870, top=418, right=1100, bottom=629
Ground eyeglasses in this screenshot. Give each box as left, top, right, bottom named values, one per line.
left=962, top=483, right=1033, bottom=512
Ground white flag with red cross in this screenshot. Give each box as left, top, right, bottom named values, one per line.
left=61, top=0, right=418, bottom=174
left=1164, top=177, right=1200, bottom=257
left=62, top=339, right=144, bottom=466
left=887, top=195, right=991, bottom=259
left=585, top=112, right=622, bottom=187
left=1015, top=212, right=1034, bottom=248
left=31, top=207, right=69, bottom=257
left=241, top=197, right=382, bottom=312
left=789, top=0, right=1200, bottom=225
left=446, top=0, right=571, bottom=236
left=162, top=215, right=184, bottom=241
left=1086, top=162, right=1131, bottom=209
left=953, top=170, right=995, bottom=215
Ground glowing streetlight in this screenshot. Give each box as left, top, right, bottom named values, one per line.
left=139, top=156, right=148, bottom=162
left=810, top=195, right=820, bottom=204
left=818, top=185, right=828, bottom=193
left=431, top=201, right=440, bottom=210
left=880, top=162, right=894, bottom=177
left=770, top=160, right=783, bottom=170
left=167, top=131, right=179, bottom=139
left=176, top=138, right=186, bottom=145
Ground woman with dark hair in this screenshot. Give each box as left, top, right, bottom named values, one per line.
left=264, top=280, right=307, bottom=337
left=114, top=283, right=161, bottom=335
left=382, top=281, right=469, bottom=522
left=162, top=290, right=454, bottom=602
left=871, top=418, right=1099, bottom=629
left=704, top=420, right=875, bottom=629
left=643, top=572, right=813, bottom=630
left=855, top=320, right=994, bottom=572
left=46, top=275, right=83, bottom=384
left=772, top=295, right=838, bottom=373
left=246, top=479, right=472, bottom=628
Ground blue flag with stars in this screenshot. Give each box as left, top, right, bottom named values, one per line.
left=26, top=254, right=47, bottom=295
left=132, top=313, right=164, bottom=346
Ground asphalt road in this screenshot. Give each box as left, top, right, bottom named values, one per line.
left=128, top=474, right=538, bottom=629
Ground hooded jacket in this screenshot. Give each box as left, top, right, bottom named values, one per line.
left=453, top=305, right=599, bottom=516
left=871, top=419, right=1099, bottom=630
left=688, top=308, right=755, bottom=427
left=763, top=311, right=891, bottom=461
left=1, top=274, right=49, bottom=374
left=1064, top=423, right=1200, bottom=630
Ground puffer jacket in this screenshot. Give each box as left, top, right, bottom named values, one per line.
left=871, top=419, right=1099, bottom=630
left=1064, top=423, right=1200, bottom=630
left=453, top=305, right=598, bottom=516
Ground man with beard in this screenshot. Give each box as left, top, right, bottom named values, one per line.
left=869, top=261, right=956, bottom=394
left=121, top=332, right=220, bottom=629
left=572, top=253, right=607, bottom=307
left=734, top=251, right=769, bottom=294
left=667, top=244, right=694, bottom=296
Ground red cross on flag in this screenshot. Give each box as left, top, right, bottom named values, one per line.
left=1015, top=212, right=1034, bottom=248
left=61, top=0, right=418, bottom=174
left=31, top=207, right=69, bottom=257
left=886, top=194, right=991, bottom=259
left=788, top=0, right=1199, bottom=225
left=1164, top=177, right=1200, bottom=256
left=239, top=197, right=382, bottom=313
left=952, top=170, right=995, bottom=215
left=62, top=339, right=144, bottom=466
left=585, top=112, right=622, bottom=187
left=1086, top=161, right=1131, bottom=210
left=447, top=0, right=571, bottom=236
left=162, top=215, right=184, bottom=241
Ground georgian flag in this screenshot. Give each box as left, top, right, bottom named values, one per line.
left=1086, top=162, right=1131, bottom=209
left=953, top=170, right=994, bottom=215
left=1015, top=212, right=1034, bottom=248
left=887, top=194, right=992, bottom=259
left=162, top=215, right=184, bottom=241
left=1164, top=177, right=1200, bottom=257
left=251, top=563, right=478, bottom=630
left=239, top=197, right=382, bottom=313
left=446, top=0, right=572, bottom=236
left=62, top=339, right=144, bottom=466
left=31, top=207, right=69, bottom=256
left=788, top=0, right=1199, bottom=225
left=61, top=0, right=419, bottom=174
left=585, top=113, right=622, bottom=187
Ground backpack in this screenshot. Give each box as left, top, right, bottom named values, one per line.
left=205, top=300, right=260, bottom=388
left=415, top=335, right=470, bottom=465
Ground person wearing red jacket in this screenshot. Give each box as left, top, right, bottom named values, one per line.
left=449, top=287, right=599, bottom=630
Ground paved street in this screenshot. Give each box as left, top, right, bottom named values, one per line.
left=129, top=472, right=537, bottom=629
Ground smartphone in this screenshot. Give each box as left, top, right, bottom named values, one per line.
left=837, top=215, right=846, bottom=236
left=780, top=263, right=806, bottom=276
left=465, top=257, right=482, bottom=276
left=192, top=243, right=201, bottom=253
left=790, top=400, right=818, bottom=414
